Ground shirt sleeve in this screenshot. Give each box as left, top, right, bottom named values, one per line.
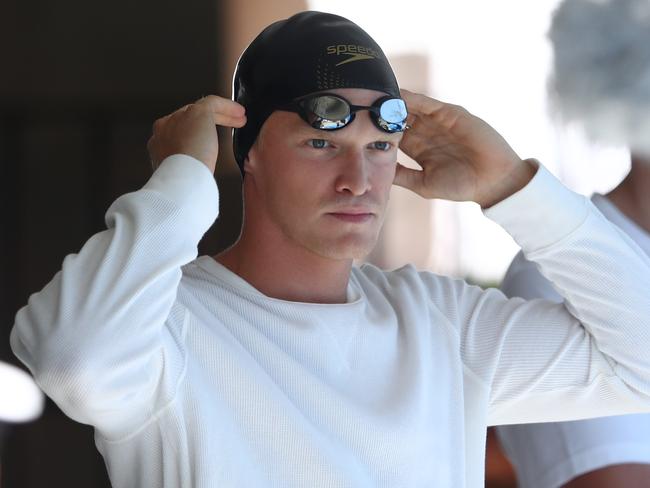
left=10, top=154, right=219, bottom=438
left=495, top=250, right=650, bottom=488
left=443, top=160, right=650, bottom=426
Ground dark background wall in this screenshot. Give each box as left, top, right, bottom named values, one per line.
left=0, top=1, right=242, bottom=485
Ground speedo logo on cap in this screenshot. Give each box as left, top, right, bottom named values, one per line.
left=326, top=45, right=381, bottom=66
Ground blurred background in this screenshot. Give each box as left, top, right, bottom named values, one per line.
left=0, top=0, right=631, bottom=486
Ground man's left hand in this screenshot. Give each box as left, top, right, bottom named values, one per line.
left=394, top=89, right=536, bottom=208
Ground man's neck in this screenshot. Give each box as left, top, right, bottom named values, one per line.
left=213, top=230, right=353, bottom=304
left=606, top=156, right=650, bottom=234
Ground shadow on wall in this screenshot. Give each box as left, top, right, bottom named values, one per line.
left=0, top=0, right=224, bottom=486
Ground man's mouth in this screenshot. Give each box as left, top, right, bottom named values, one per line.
left=326, top=208, right=375, bottom=223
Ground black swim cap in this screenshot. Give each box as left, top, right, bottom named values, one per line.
left=232, top=11, right=400, bottom=175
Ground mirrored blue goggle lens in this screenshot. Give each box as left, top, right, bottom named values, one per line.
left=378, top=98, right=408, bottom=132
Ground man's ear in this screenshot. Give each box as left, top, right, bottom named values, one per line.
left=243, top=155, right=254, bottom=175
left=244, top=142, right=260, bottom=175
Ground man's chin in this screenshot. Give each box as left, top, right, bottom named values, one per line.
left=310, top=234, right=378, bottom=261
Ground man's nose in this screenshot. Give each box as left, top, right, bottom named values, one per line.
left=334, top=149, right=371, bottom=196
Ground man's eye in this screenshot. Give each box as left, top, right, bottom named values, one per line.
left=308, top=139, right=330, bottom=149
left=371, top=141, right=391, bottom=151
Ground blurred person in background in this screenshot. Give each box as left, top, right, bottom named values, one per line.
left=495, top=0, right=650, bottom=486
left=8, top=10, right=650, bottom=488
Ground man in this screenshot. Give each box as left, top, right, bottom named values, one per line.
left=10, top=11, right=650, bottom=487
left=494, top=0, right=650, bottom=485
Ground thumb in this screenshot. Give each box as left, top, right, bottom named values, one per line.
left=393, top=162, right=423, bottom=194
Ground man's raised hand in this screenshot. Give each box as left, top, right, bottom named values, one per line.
left=147, top=95, right=246, bottom=173
left=394, top=89, right=536, bottom=208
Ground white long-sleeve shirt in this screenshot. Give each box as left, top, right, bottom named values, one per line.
left=495, top=193, right=650, bottom=488
left=10, top=155, right=650, bottom=487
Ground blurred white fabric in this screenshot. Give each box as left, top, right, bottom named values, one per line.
left=0, top=361, right=44, bottom=423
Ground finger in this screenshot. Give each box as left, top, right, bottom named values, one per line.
left=152, top=113, right=172, bottom=132
left=403, top=109, right=463, bottom=143
left=406, top=113, right=417, bottom=127
left=146, top=135, right=154, bottom=155
left=184, top=97, right=247, bottom=127
left=213, top=113, right=247, bottom=128
left=398, top=127, right=439, bottom=158
left=403, top=113, right=436, bottom=135
left=146, top=136, right=160, bottom=168
left=166, top=104, right=192, bottom=117
left=401, top=88, right=445, bottom=116
left=393, top=162, right=423, bottom=193
left=195, top=95, right=246, bottom=118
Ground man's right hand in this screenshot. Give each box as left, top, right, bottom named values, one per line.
left=147, top=95, right=246, bottom=173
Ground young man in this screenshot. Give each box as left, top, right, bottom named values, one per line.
left=10, top=11, right=650, bottom=487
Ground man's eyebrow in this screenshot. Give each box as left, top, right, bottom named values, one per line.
left=376, top=131, right=404, bottom=142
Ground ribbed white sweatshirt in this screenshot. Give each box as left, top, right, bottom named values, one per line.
left=10, top=155, right=650, bottom=487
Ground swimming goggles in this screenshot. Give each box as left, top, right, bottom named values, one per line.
left=283, top=93, right=408, bottom=133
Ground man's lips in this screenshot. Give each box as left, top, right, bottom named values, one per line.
left=326, top=208, right=375, bottom=223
